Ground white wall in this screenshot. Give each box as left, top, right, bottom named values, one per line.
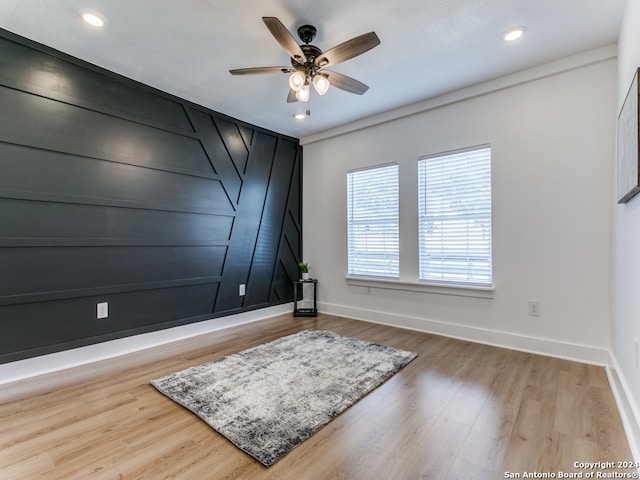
left=301, top=51, right=617, bottom=363
left=611, top=0, right=640, bottom=459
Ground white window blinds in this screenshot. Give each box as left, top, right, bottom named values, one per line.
left=347, top=164, right=399, bottom=278
left=418, top=146, right=492, bottom=287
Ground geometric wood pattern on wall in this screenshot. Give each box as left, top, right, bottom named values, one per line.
left=0, top=29, right=302, bottom=364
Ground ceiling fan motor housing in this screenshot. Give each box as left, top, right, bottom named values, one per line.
left=291, top=44, right=323, bottom=70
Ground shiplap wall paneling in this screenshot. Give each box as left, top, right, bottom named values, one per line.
left=0, top=29, right=302, bottom=364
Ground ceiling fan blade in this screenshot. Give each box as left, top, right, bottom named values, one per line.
left=287, top=89, right=298, bottom=103
left=229, top=66, right=293, bottom=75
left=262, top=17, right=307, bottom=63
left=323, top=71, right=369, bottom=95
left=315, top=32, right=380, bottom=67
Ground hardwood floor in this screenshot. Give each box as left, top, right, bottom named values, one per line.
left=0, top=314, right=633, bottom=479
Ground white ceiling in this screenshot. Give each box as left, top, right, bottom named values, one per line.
left=0, top=0, right=627, bottom=139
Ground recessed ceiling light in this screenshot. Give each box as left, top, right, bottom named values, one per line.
left=504, top=26, right=525, bottom=42
left=293, top=113, right=306, bottom=120
left=81, top=10, right=106, bottom=27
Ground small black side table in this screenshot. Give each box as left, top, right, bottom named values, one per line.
left=293, top=278, right=317, bottom=317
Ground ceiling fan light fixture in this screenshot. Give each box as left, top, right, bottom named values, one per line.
left=312, top=75, right=330, bottom=95
left=295, top=83, right=310, bottom=102
left=288, top=71, right=306, bottom=92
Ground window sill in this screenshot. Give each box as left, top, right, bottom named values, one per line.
left=345, top=276, right=494, bottom=299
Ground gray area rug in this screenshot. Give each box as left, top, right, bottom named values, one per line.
left=151, top=329, right=417, bottom=466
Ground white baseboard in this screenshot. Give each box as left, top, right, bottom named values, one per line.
left=320, top=302, right=610, bottom=365
left=0, top=303, right=293, bottom=385
left=606, top=355, right=640, bottom=462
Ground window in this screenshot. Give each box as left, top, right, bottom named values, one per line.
left=347, top=164, right=399, bottom=278
left=418, top=146, right=492, bottom=287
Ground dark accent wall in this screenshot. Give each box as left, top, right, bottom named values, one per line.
left=0, top=30, right=302, bottom=364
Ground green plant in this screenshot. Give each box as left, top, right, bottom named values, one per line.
left=297, top=262, right=309, bottom=273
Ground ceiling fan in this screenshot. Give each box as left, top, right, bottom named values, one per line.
left=229, top=17, right=380, bottom=103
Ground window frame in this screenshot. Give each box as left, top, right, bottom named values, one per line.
left=417, top=145, right=493, bottom=289
left=346, top=162, right=400, bottom=279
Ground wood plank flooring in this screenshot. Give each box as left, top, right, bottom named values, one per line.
left=0, top=314, right=633, bottom=479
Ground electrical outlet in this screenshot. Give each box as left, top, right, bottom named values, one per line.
left=97, top=302, right=108, bottom=319
left=527, top=301, right=540, bottom=317
left=239, top=284, right=245, bottom=296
